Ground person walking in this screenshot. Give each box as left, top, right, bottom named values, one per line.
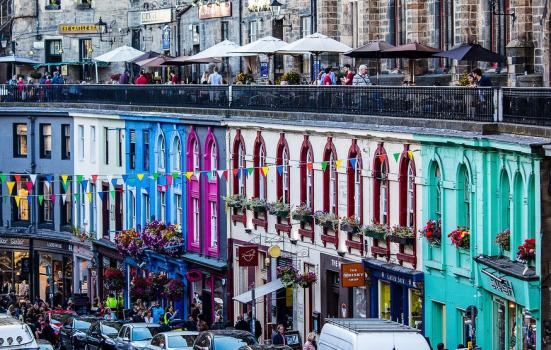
left=38, top=319, right=56, bottom=345
left=341, top=64, right=354, bottom=85
left=272, top=324, right=286, bottom=345
left=152, top=302, right=164, bottom=324
left=247, top=311, right=262, bottom=340
left=352, top=64, right=372, bottom=86
left=135, top=71, right=148, bottom=85
left=234, top=314, right=249, bottom=331
left=303, top=332, right=317, bottom=350
left=208, top=67, right=223, bottom=85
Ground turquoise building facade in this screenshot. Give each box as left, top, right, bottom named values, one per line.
left=420, top=133, right=545, bottom=350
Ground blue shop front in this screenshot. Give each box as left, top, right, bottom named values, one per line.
left=364, top=258, right=424, bottom=331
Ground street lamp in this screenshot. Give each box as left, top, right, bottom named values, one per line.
left=96, top=17, right=114, bottom=44
left=270, top=0, right=282, bottom=18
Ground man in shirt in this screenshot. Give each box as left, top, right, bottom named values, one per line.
left=272, top=324, right=286, bottom=345
left=472, top=68, right=492, bottom=87
left=208, top=67, right=223, bottom=85
left=352, top=64, right=372, bottom=86
left=341, top=64, right=354, bottom=85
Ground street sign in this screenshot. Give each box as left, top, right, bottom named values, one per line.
left=340, top=263, right=365, bottom=287
left=238, top=245, right=258, bottom=267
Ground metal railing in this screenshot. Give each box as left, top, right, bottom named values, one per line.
left=2, top=84, right=548, bottom=125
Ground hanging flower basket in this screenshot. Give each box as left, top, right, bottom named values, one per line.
left=340, top=216, right=361, bottom=234
left=186, top=270, right=202, bottom=283
left=388, top=226, right=415, bottom=245
left=104, top=268, right=124, bottom=292
left=448, top=227, right=470, bottom=249
left=142, top=221, right=183, bottom=256
left=224, top=194, right=247, bottom=210
left=314, top=211, right=339, bottom=231
left=296, top=272, right=318, bottom=288
left=496, top=229, right=511, bottom=252
left=291, top=204, right=314, bottom=224
left=277, top=266, right=298, bottom=288
left=420, top=220, right=441, bottom=246
left=115, top=229, right=144, bottom=259
left=517, top=238, right=536, bottom=263
left=149, top=272, right=169, bottom=298
left=131, top=276, right=152, bottom=301
left=71, top=226, right=92, bottom=242
left=268, top=199, right=291, bottom=219
left=246, top=197, right=268, bottom=213
left=363, top=223, right=388, bottom=240
left=164, top=279, right=185, bottom=301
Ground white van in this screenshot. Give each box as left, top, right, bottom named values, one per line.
left=0, top=316, right=39, bottom=349
left=319, top=318, right=431, bottom=350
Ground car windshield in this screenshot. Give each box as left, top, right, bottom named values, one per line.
left=101, top=322, right=122, bottom=335
left=74, top=320, right=92, bottom=330
left=168, top=334, right=197, bottom=347
left=131, top=327, right=158, bottom=341
left=213, top=335, right=258, bottom=350
left=50, top=314, right=72, bottom=323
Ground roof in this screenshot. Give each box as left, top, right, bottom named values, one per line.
left=127, top=323, right=161, bottom=327
left=162, top=331, right=199, bottom=336
left=324, top=318, right=421, bottom=333
left=205, top=330, right=254, bottom=336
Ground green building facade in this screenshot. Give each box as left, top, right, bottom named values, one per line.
left=419, top=133, right=546, bottom=350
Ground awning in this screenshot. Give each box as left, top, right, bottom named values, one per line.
left=233, top=279, right=284, bottom=304
left=181, top=252, right=228, bottom=270
left=33, top=61, right=109, bottom=69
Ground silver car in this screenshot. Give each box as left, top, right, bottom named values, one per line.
left=145, top=331, right=198, bottom=350
left=115, top=323, right=161, bottom=350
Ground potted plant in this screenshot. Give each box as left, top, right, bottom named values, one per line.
left=363, top=223, right=388, bottom=240
left=291, top=203, right=313, bottom=224
left=277, top=266, right=298, bottom=288
left=313, top=211, right=339, bottom=231
left=268, top=199, right=290, bottom=219
left=388, top=225, right=415, bottom=245
left=420, top=220, right=441, bottom=246
left=71, top=226, right=92, bottom=242
left=236, top=72, right=255, bottom=84
left=104, top=268, right=124, bottom=292
left=517, top=238, right=536, bottom=264
left=340, top=216, right=361, bottom=234
left=224, top=194, right=247, bottom=210
left=115, top=228, right=144, bottom=259
left=448, top=227, right=470, bottom=249
left=496, top=229, right=511, bottom=254
left=164, top=279, right=184, bottom=301
left=246, top=197, right=268, bottom=213
left=296, top=272, right=318, bottom=288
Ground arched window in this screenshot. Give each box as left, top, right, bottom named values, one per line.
left=157, top=134, right=166, bottom=169
left=457, top=164, right=470, bottom=229
left=193, top=140, right=200, bottom=172
left=398, top=148, right=416, bottom=229
left=323, top=138, right=338, bottom=214
left=300, top=136, right=314, bottom=209
left=512, top=172, right=523, bottom=253
left=210, top=143, right=217, bottom=171
left=379, top=162, right=388, bottom=224
left=373, top=145, right=390, bottom=225
left=253, top=133, right=267, bottom=200
left=276, top=134, right=290, bottom=204
left=204, top=129, right=219, bottom=256
left=233, top=131, right=246, bottom=197
left=500, top=169, right=511, bottom=231
left=173, top=136, right=182, bottom=171
left=407, top=161, right=415, bottom=227
left=527, top=175, right=535, bottom=236
left=186, top=129, right=201, bottom=253
left=430, top=162, right=442, bottom=222
left=347, top=141, right=362, bottom=220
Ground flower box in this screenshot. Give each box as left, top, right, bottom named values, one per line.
left=268, top=200, right=290, bottom=219
left=420, top=220, right=441, bottom=246
left=363, top=224, right=388, bottom=240
left=291, top=203, right=313, bottom=224
left=448, top=227, right=470, bottom=249
left=246, top=197, right=268, bottom=213
left=314, top=211, right=339, bottom=231
left=388, top=235, right=414, bottom=245
left=388, top=225, right=415, bottom=245
left=293, top=213, right=313, bottom=224
left=496, top=229, right=511, bottom=252
left=340, top=216, right=361, bottom=234
left=517, top=238, right=536, bottom=263
left=225, top=195, right=246, bottom=210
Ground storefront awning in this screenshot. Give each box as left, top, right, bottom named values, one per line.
left=33, top=61, right=110, bottom=69
left=181, top=252, right=228, bottom=270
left=233, top=279, right=284, bottom=304
left=363, top=257, right=423, bottom=288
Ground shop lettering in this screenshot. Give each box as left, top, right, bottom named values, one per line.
left=381, top=272, right=413, bottom=287
left=489, top=275, right=515, bottom=298
left=140, top=9, right=172, bottom=25
left=46, top=242, right=63, bottom=249
left=0, top=238, right=27, bottom=246
left=58, top=24, right=99, bottom=34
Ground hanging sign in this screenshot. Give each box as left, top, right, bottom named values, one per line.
left=341, top=263, right=365, bottom=288
left=260, top=62, right=269, bottom=78
left=140, top=8, right=172, bottom=25
left=161, top=25, right=172, bottom=51
left=199, top=2, right=232, bottom=20
left=238, top=245, right=259, bottom=267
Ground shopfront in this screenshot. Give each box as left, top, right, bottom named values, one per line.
left=72, top=241, right=93, bottom=299
left=319, top=253, right=359, bottom=321
left=93, top=239, right=123, bottom=305
left=364, top=258, right=424, bottom=329
left=0, top=237, right=30, bottom=299
left=33, top=239, right=74, bottom=307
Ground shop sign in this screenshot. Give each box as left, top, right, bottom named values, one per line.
left=34, top=239, right=72, bottom=252
left=199, top=2, right=232, bottom=20
left=482, top=269, right=515, bottom=298
left=140, top=8, right=172, bottom=25
left=58, top=23, right=99, bottom=34
left=0, top=237, right=29, bottom=248
left=238, top=245, right=258, bottom=267
left=341, top=263, right=365, bottom=287
left=161, top=25, right=171, bottom=51
left=380, top=271, right=414, bottom=288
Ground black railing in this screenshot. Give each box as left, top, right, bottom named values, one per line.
left=6, top=83, right=551, bottom=125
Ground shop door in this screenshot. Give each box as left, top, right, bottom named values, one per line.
left=102, top=182, right=109, bottom=238
left=493, top=298, right=506, bottom=350
left=391, top=284, right=404, bottom=323
left=326, top=271, right=339, bottom=318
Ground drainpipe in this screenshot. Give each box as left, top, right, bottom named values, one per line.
left=28, top=116, right=36, bottom=302
left=238, top=0, right=243, bottom=73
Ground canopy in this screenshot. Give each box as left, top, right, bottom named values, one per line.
left=233, top=279, right=284, bottom=304
left=188, top=40, right=255, bottom=61
left=382, top=42, right=440, bottom=59
left=277, top=32, right=352, bottom=55
left=433, top=43, right=505, bottom=63
left=344, top=41, right=395, bottom=58
left=94, top=45, right=144, bottom=63
left=162, top=56, right=221, bottom=66
left=135, top=55, right=175, bottom=67
left=0, top=55, right=41, bottom=64
left=229, top=36, right=288, bottom=55
left=131, top=50, right=161, bottom=63
left=33, top=61, right=109, bottom=69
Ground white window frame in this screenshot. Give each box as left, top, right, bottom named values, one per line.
left=80, top=183, right=86, bottom=226
left=193, top=198, right=200, bottom=242
left=78, top=125, right=84, bottom=160
left=43, top=180, right=53, bottom=222
left=329, top=152, right=337, bottom=214
left=159, top=191, right=166, bottom=222
left=175, top=193, right=182, bottom=226
left=380, top=162, right=388, bottom=224
left=306, top=151, right=313, bottom=208
left=174, top=137, right=182, bottom=171
left=282, top=148, right=290, bottom=204
left=210, top=201, right=218, bottom=248
left=238, top=143, right=246, bottom=196
left=210, top=142, right=218, bottom=171
left=90, top=126, right=96, bottom=163
left=193, top=140, right=200, bottom=172
left=158, top=135, right=166, bottom=170
left=90, top=183, right=96, bottom=232
left=142, top=192, right=150, bottom=225
left=129, top=190, right=136, bottom=229
left=354, top=155, right=361, bottom=220
left=259, top=146, right=266, bottom=200
left=407, top=161, right=415, bottom=227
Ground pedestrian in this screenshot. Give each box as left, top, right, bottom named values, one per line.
left=272, top=324, right=286, bottom=345
left=135, top=71, right=148, bottom=85
left=197, top=319, right=208, bottom=332
left=143, top=310, right=154, bottom=323
left=352, top=64, right=372, bottom=86
left=247, top=311, right=262, bottom=340
left=471, top=68, right=492, bottom=87
left=303, top=332, right=317, bottom=350
left=208, top=67, right=223, bottom=85
left=52, top=71, right=64, bottom=84
left=321, top=67, right=332, bottom=86
left=437, top=343, right=446, bottom=350
left=38, top=319, right=56, bottom=345
left=152, top=302, right=164, bottom=323
left=119, top=70, right=130, bottom=84
left=341, top=64, right=354, bottom=85
left=8, top=75, right=17, bottom=86
left=201, top=72, right=209, bottom=84
left=234, top=314, right=248, bottom=331
left=169, top=71, right=178, bottom=84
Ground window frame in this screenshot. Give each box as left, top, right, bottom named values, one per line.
left=157, top=134, right=166, bottom=170
left=90, top=125, right=96, bottom=163
left=13, top=123, right=28, bottom=158
left=61, top=124, right=71, bottom=160
left=276, top=134, right=291, bottom=205
left=39, top=123, right=52, bottom=159
left=78, top=124, right=85, bottom=160
left=323, top=138, right=338, bottom=214
left=253, top=133, right=267, bottom=201
left=346, top=141, right=363, bottom=221
left=129, top=129, right=136, bottom=170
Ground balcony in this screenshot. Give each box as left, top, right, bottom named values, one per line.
left=2, top=85, right=551, bottom=127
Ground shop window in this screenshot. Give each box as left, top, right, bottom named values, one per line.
left=39, top=124, right=52, bottom=159
left=143, top=130, right=150, bottom=171
left=90, top=126, right=96, bottom=163
left=0, top=251, right=30, bottom=298
left=45, top=0, right=61, bottom=10
left=13, top=123, right=27, bottom=158
left=77, top=0, right=92, bottom=10
left=129, top=129, right=136, bottom=169
left=409, top=289, right=422, bottom=327
left=457, top=165, right=471, bottom=229
left=61, top=124, right=71, bottom=160
left=157, top=134, right=166, bottom=170
left=347, top=141, right=363, bottom=220
left=276, top=134, right=290, bottom=205
left=103, top=127, right=108, bottom=164
left=78, top=125, right=84, bottom=160
left=379, top=281, right=391, bottom=320
left=172, top=136, right=182, bottom=171
left=187, top=129, right=201, bottom=251
left=12, top=175, right=30, bottom=223
left=175, top=194, right=182, bottom=226
left=45, top=39, right=62, bottom=63
left=60, top=176, right=72, bottom=228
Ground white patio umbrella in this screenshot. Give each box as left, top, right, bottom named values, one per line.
left=228, top=36, right=287, bottom=81
left=188, top=40, right=255, bottom=61
left=93, top=45, right=144, bottom=83
left=277, top=32, right=352, bottom=55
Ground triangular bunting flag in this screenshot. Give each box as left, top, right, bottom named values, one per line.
left=166, top=175, right=173, bottom=186
left=306, top=163, right=313, bottom=171
left=76, top=175, right=84, bottom=183
left=393, top=152, right=400, bottom=162
left=378, top=154, right=386, bottom=162
left=51, top=193, right=56, bottom=204
left=86, top=192, right=92, bottom=202
left=247, top=168, right=254, bottom=176
left=74, top=193, right=80, bottom=202
left=38, top=195, right=44, bottom=205
left=321, top=161, right=328, bottom=171
left=46, top=175, right=53, bottom=183
left=61, top=175, right=69, bottom=186
left=29, top=174, right=37, bottom=185
left=111, top=178, right=118, bottom=187
left=335, top=159, right=343, bottom=169
left=350, top=158, right=357, bottom=169
left=172, top=172, right=179, bottom=181
left=44, top=181, right=50, bottom=190
left=110, top=190, right=115, bottom=200
left=122, top=175, right=129, bottom=183
left=185, top=172, right=193, bottom=180
left=14, top=175, right=21, bottom=183
left=208, top=171, right=216, bottom=181
left=233, top=169, right=239, bottom=177
left=137, top=173, right=145, bottom=181
left=62, top=180, right=70, bottom=192
left=25, top=181, right=33, bottom=193
left=6, top=181, right=15, bottom=195
left=217, top=170, right=225, bottom=179
left=91, top=175, right=98, bottom=183
left=158, top=185, right=164, bottom=192
left=81, top=180, right=89, bottom=191
left=194, top=172, right=201, bottom=180
left=408, top=150, right=414, bottom=160
left=152, top=172, right=159, bottom=180
left=261, top=166, right=269, bottom=177
left=237, top=169, right=242, bottom=179
left=98, top=192, right=104, bottom=201
left=14, top=196, right=20, bottom=207
left=277, top=165, right=284, bottom=175
left=61, top=194, right=67, bottom=204
left=0, top=173, right=6, bottom=184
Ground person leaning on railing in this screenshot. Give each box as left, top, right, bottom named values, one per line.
left=352, top=65, right=372, bottom=86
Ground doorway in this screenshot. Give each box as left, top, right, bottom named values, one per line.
left=391, top=284, right=404, bottom=323
left=326, top=271, right=340, bottom=318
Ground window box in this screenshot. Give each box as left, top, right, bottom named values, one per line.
left=45, top=4, right=61, bottom=10
left=341, top=222, right=361, bottom=234
left=268, top=200, right=290, bottom=219
left=363, top=224, right=388, bottom=240
left=388, top=235, right=414, bottom=245
left=292, top=204, right=313, bottom=224
left=76, top=3, right=92, bottom=9
left=225, top=194, right=246, bottom=210
left=246, top=197, right=268, bottom=213
left=314, top=211, right=338, bottom=231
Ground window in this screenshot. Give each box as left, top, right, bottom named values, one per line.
left=79, top=38, right=93, bottom=59
left=300, top=138, right=314, bottom=209
left=143, top=130, right=150, bottom=171
left=90, top=126, right=96, bottom=163
left=233, top=134, right=247, bottom=196
left=158, top=134, right=166, bottom=169
left=104, top=127, right=109, bottom=164
left=379, top=162, right=388, bottom=224
left=175, top=194, right=182, bottom=225
left=210, top=143, right=217, bottom=172
left=248, top=21, right=257, bottom=43
left=60, top=176, right=72, bottom=226
left=300, top=16, right=312, bottom=38
left=254, top=134, right=267, bottom=200
left=90, top=183, right=96, bottom=233
left=40, top=178, right=53, bottom=223
left=329, top=153, right=337, bottom=214
left=347, top=142, right=362, bottom=220
left=490, top=0, right=511, bottom=58
left=387, top=0, right=406, bottom=68
left=13, top=123, right=27, bottom=157
left=373, top=146, right=389, bottom=225
left=430, top=162, right=442, bottom=222
left=117, top=129, right=122, bottom=167
left=129, top=129, right=136, bottom=169
left=276, top=135, right=290, bottom=204
left=458, top=165, right=471, bottom=229
left=173, top=137, right=182, bottom=171
left=142, top=193, right=150, bottom=225
left=45, top=0, right=61, bottom=10
left=61, top=124, right=71, bottom=160
left=500, top=170, right=511, bottom=231
left=407, top=162, right=415, bottom=227
left=13, top=176, right=29, bottom=221
left=282, top=148, right=290, bottom=203
left=193, top=198, right=199, bottom=242
left=129, top=192, right=136, bottom=229
left=187, top=131, right=202, bottom=251
left=45, top=39, right=62, bottom=63
left=221, top=21, right=229, bottom=41
left=210, top=201, right=217, bottom=247
left=159, top=191, right=166, bottom=222
left=434, top=0, right=454, bottom=67
left=79, top=182, right=86, bottom=226
left=192, top=25, right=200, bottom=44
left=323, top=139, right=338, bottom=215
left=78, top=125, right=84, bottom=160
left=39, top=124, right=52, bottom=159
left=192, top=140, right=199, bottom=172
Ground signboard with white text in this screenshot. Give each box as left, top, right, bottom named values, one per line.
left=140, top=8, right=172, bottom=25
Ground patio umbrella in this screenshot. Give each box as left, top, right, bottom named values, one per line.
left=382, top=42, right=440, bottom=83
left=0, top=55, right=42, bottom=64
left=277, top=32, right=352, bottom=55
left=433, top=43, right=505, bottom=63
left=131, top=50, right=161, bottom=63
left=135, top=55, right=174, bottom=68
left=162, top=56, right=222, bottom=66
left=344, top=41, right=395, bottom=83
left=188, top=40, right=255, bottom=61
left=94, top=45, right=144, bottom=63
left=229, top=36, right=288, bottom=81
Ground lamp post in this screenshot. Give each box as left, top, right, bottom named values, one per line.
left=270, top=0, right=282, bottom=18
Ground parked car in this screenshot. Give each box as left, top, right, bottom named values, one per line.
left=0, top=316, right=39, bottom=349
left=37, top=339, right=55, bottom=350
left=45, top=310, right=77, bottom=345
left=59, top=316, right=97, bottom=350
left=237, top=346, right=292, bottom=350
left=318, top=318, right=431, bottom=350
left=114, top=323, right=161, bottom=350
left=84, top=320, right=126, bottom=350
left=193, top=330, right=257, bottom=350
left=145, top=331, right=198, bottom=350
